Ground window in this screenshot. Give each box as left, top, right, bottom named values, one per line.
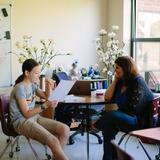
left=131, top=0, right=160, bottom=72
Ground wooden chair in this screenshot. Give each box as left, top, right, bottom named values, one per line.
left=0, top=93, right=51, bottom=159
left=118, top=96, right=160, bottom=160
left=111, top=140, right=135, bottom=160
left=130, top=127, right=160, bottom=160
left=118, top=96, right=160, bottom=146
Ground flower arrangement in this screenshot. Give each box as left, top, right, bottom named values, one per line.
left=14, top=35, right=71, bottom=72
left=96, top=25, right=124, bottom=82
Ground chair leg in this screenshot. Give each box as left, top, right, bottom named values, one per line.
left=155, top=145, right=160, bottom=160
left=89, top=132, right=103, bottom=144
left=118, top=132, right=128, bottom=146
left=27, top=138, right=42, bottom=160
left=0, top=137, right=13, bottom=159
left=27, top=138, right=52, bottom=160
left=0, top=136, right=20, bottom=159
left=124, top=135, right=131, bottom=150
left=10, top=137, right=19, bottom=158
left=138, top=138, right=152, bottom=160
left=6, top=137, right=11, bottom=143
left=44, top=145, right=51, bottom=160
left=15, top=137, right=20, bottom=152
left=69, top=130, right=84, bottom=145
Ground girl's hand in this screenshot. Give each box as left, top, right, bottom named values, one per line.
left=44, top=100, right=58, bottom=109
left=45, top=78, right=56, bottom=89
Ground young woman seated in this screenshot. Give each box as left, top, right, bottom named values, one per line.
left=94, top=56, right=154, bottom=160
left=9, top=59, right=70, bottom=160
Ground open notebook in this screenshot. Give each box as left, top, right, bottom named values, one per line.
left=48, top=80, right=75, bottom=101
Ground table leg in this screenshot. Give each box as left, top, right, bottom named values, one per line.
left=86, top=104, right=90, bottom=160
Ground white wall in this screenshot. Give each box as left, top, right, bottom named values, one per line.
left=107, top=0, right=123, bottom=43
left=0, top=0, right=130, bottom=87
left=107, top=0, right=131, bottom=56
left=0, top=0, right=108, bottom=85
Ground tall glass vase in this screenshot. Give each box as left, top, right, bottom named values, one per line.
left=107, top=75, right=113, bottom=87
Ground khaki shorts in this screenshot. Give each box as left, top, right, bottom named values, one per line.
left=14, top=116, right=62, bottom=144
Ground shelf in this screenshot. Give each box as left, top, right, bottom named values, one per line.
left=90, top=79, right=107, bottom=90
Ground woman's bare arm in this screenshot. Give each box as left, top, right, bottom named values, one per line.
left=104, top=78, right=118, bottom=102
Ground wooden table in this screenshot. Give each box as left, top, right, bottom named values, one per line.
left=60, top=92, right=106, bottom=160
left=131, top=127, right=160, bottom=143
left=130, top=127, right=160, bottom=160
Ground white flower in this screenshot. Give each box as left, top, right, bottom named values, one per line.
left=96, top=37, right=100, bottom=42
left=112, top=25, right=119, bottom=31
left=23, top=35, right=31, bottom=39
left=107, top=70, right=113, bottom=76
left=102, top=68, right=107, bottom=73
left=13, top=36, right=71, bottom=72
left=99, top=29, right=107, bottom=36
left=108, top=32, right=116, bottom=38
left=96, top=25, right=124, bottom=78
left=107, top=41, right=112, bottom=48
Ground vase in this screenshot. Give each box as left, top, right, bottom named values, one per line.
left=107, top=75, right=113, bottom=87
left=40, top=74, right=45, bottom=91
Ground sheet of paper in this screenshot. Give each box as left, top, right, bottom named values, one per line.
left=64, top=95, right=85, bottom=102
left=48, top=80, right=75, bottom=101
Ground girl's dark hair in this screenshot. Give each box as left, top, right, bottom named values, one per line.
left=115, top=56, right=138, bottom=85
left=14, top=59, right=39, bottom=86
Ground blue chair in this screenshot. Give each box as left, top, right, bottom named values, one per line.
left=52, top=71, right=73, bottom=126
left=53, top=71, right=70, bottom=84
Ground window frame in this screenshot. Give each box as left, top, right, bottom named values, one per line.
left=131, top=0, right=160, bottom=63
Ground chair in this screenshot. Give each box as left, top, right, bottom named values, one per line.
left=52, top=71, right=103, bottom=145
left=111, top=140, right=135, bottom=160
left=52, top=71, right=73, bottom=126
left=0, top=93, right=20, bottom=159
left=130, top=127, right=160, bottom=160
left=0, top=93, right=51, bottom=160
left=53, top=71, right=70, bottom=84
left=118, top=96, right=160, bottom=146
left=117, top=96, right=160, bottom=160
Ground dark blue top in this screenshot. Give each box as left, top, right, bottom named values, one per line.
left=114, top=88, right=127, bottom=110
left=112, top=75, right=154, bottom=115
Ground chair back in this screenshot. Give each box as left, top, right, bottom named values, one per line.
left=111, top=140, right=135, bottom=160
left=137, top=96, right=160, bottom=144
left=137, top=96, right=159, bottom=129
left=53, top=72, right=71, bottom=84
left=0, top=93, right=18, bottom=137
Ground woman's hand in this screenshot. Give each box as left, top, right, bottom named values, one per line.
left=113, top=73, right=119, bottom=82
left=104, top=74, right=118, bottom=102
